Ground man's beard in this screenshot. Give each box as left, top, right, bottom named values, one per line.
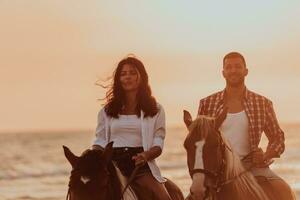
left=225, top=76, right=245, bottom=87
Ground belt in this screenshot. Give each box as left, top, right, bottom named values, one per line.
left=113, top=146, right=144, bottom=155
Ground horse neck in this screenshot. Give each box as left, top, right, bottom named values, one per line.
left=221, top=134, right=270, bottom=200
left=107, top=162, right=122, bottom=200
left=223, top=141, right=245, bottom=179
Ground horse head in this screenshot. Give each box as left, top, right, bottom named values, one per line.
left=184, top=109, right=273, bottom=200
left=183, top=109, right=227, bottom=188
left=63, top=142, right=116, bottom=200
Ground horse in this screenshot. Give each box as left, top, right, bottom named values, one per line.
left=183, top=110, right=295, bottom=200
left=63, top=142, right=184, bottom=200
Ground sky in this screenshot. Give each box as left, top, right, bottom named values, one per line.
left=1, top=1, right=300, bottom=132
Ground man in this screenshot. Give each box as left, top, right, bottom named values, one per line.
left=184, top=52, right=295, bottom=199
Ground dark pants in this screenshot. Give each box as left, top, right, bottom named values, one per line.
left=112, top=147, right=173, bottom=200
left=112, top=146, right=151, bottom=178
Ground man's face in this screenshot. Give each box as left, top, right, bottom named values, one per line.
left=222, top=57, right=248, bottom=87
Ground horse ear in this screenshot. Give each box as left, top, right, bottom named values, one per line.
left=183, top=110, right=193, bottom=129
left=103, top=142, right=114, bottom=163
left=215, top=107, right=228, bottom=129
left=63, top=145, right=79, bottom=168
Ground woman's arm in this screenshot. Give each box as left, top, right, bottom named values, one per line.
left=92, top=108, right=107, bottom=148
left=145, top=146, right=162, bottom=160
left=133, top=105, right=166, bottom=166
left=133, top=146, right=162, bottom=166
left=152, top=104, right=166, bottom=149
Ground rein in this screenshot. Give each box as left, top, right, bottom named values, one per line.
left=190, top=165, right=254, bottom=198
left=66, top=188, right=70, bottom=200
left=219, top=150, right=257, bottom=187
left=190, top=168, right=219, bottom=178
left=190, top=131, right=256, bottom=196
left=191, top=161, right=255, bottom=196
left=120, top=164, right=141, bottom=200
left=218, top=165, right=253, bottom=188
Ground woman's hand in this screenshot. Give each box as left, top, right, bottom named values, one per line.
left=132, top=152, right=148, bottom=166
left=132, top=146, right=162, bottom=166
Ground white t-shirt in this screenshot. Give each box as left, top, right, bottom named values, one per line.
left=110, top=115, right=142, bottom=147
left=93, top=104, right=166, bottom=183
left=219, top=110, right=251, bottom=158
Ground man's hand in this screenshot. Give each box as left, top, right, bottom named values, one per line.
left=190, top=173, right=206, bottom=200
left=252, top=148, right=274, bottom=168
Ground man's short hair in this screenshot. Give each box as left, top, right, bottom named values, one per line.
left=223, top=52, right=246, bottom=67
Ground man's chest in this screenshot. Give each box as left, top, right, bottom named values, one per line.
left=225, top=99, right=244, bottom=113
left=204, top=99, right=267, bottom=127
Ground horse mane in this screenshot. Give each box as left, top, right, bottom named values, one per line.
left=220, top=133, right=270, bottom=200
left=188, top=115, right=215, bottom=141
left=189, top=116, right=270, bottom=200
left=107, top=161, right=123, bottom=200
left=99, top=151, right=137, bottom=200
left=111, top=162, right=138, bottom=200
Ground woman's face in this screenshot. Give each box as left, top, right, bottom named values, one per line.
left=119, top=64, right=141, bottom=92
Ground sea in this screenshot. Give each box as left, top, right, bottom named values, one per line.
left=0, top=124, right=299, bottom=199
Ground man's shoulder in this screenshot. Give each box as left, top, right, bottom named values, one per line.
left=199, top=90, right=224, bottom=104
left=246, top=89, right=272, bottom=104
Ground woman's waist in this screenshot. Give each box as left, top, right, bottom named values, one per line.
left=110, top=136, right=143, bottom=147
left=112, top=146, right=144, bottom=157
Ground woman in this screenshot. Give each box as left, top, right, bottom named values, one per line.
left=92, top=56, right=172, bottom=200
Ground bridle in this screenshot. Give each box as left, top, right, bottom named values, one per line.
left=190, top=130, right=227, bottom=195
left=66, top=158, right=140, bottom=200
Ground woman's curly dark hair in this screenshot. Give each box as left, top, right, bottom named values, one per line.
left=103, top=56, right=158, bottom=118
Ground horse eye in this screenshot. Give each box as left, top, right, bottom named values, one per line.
left=80, top=176, right=90, bottom=184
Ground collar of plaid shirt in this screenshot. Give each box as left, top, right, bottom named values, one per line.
left=210, top=88, right=266, bottom=151
left=212, top=88, right=250, bottom=116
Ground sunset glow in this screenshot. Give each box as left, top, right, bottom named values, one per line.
left=1, top=1, right=299, bottom=132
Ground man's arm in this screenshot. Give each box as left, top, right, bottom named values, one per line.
left=264, top=101, right=285, bottom=159
left=198, top=99, right=205, bottom=116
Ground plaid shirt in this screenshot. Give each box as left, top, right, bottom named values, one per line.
left=198, top=88, right=285, bottom=157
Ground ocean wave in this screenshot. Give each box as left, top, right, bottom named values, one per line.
left=0, top=168, right=69, bottom=180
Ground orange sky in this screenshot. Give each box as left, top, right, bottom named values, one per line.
left=1, top=1, right=300, bottom=132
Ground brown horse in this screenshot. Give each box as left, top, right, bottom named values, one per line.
left=183, top=110, right=295, bottom=200
left=63, top=142, right=184, bottom=200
